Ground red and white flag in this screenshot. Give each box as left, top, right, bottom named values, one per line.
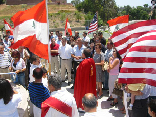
left=107, top=15, right=129, bottom=33
left=110, top=19, right=156, bottom=59
left=4, top=19, right=13, bottom=35
left=10, top=0, right=49, bottom=60
left=65, top=18, right=72, bottom=36
left=118, top=29, right=156, bottom=86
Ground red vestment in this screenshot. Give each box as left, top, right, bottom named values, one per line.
left=74, top=58, right=97, bottom=109
left=41, top=97, right=72, bottom=117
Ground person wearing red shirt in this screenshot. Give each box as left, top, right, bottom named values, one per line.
left=50, top=38, right=60, bottom=76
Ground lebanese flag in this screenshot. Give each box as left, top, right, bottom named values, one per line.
left=107, top=15, right=129, bottom=33
left=4, top=19, right=13, bottom=35
left=65, top=18, right=72, bottom=36
left=10, top=0, right=49, bottom=60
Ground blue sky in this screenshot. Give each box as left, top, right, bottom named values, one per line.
left=67, top=0, right=151, bottom=7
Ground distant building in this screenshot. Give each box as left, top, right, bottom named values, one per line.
left=51, top=0, right=67, bottom=4
left=6, top=0, right=67, bottom=5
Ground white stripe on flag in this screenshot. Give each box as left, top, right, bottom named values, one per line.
left=122, top=62, right=156, bottom=68
left=119, top=73, right=156, bottom=80
left=131, top=40, right=156, bottom=48
left=13, top=19, right=48, bottom=44
left=126, top=51, right=156, bottom=58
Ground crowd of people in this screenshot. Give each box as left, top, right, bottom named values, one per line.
left=0, top=30, right=156, bottom=117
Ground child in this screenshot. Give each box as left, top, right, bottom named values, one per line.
left=127, top=83, right=146, bottom=110
left=29, top=55, right=42, bottom=83
left=41, top=67, right=48, bottom=88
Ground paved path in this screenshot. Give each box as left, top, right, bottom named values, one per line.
left=12, top=79, right=126, bottom=117
left=62, top=81, right=126, bottom=117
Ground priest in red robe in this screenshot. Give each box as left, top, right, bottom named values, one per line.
left=74, top=48, right=97, bottom=110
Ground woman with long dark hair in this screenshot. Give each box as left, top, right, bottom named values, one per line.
left=107, top=48, right=121, bottom=106
left=0, top=79, right=21, bottom=117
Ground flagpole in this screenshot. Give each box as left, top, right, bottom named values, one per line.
left=45, top=0, right=51, bottom=75
left=96, top=11, right=98, bottom=34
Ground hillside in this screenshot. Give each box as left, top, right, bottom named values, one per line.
left=0, top=4, right=86, bottom=29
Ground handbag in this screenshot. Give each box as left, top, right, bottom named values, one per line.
left=112, top=79, right=123, bottom=97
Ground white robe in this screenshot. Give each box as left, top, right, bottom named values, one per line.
left=45, top=89, right=79, bottom=117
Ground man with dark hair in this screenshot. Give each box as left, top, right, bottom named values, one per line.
left=74, top=48, right=96, bottom=111
left=82, top=93, right=99, bottom=117
left=103, top=39, right=114, bottom=90
left=56, top=33, right=62, bottom=45
left=50, top=37, right=60, bottom=76
left=58, top=37, right=73, bottom=85
left=71, top=38, right=86, bottom=89
left=28, top=68, right=50, bottom=117
left=82, top=31, right=90, bottom=44
left=98, top=31, right=106, bottom=46
left=41, top=75, right=79, bottom=117
left=148, top=99, right=156, bottom=117
left=74, top=31, right=80, bottom=40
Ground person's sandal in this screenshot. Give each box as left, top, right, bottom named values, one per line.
left=107, top=97, right=114, bottom=101
left=110, top=101, right=118, bottom=106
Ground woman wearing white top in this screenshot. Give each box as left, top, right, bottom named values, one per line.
left=0, top=79, right=22, bottom=117
left=9, top=50, right=26, bottom=87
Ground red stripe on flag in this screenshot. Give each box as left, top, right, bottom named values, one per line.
left=118, top=43, right=133, bottom=55
left=88, top=28, right=98, bottom=34
left=11, top=0, right=46, bottom=27
left=128, top=46, right=156, bottom=53
left=124, top=57, right=156, bottom=63
left=10, top=35, right=48, bottom=60
left=118, top=78, right=156, bottom=87
left=113, top=32, right=147, bottom=47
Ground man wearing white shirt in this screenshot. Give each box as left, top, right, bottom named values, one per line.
left=42, top=75, right=79, bottom=117
left=82, top=31, right=90, bottom=43
left=58, top=37, right=73, bottom=85
left=82, top=93, right=100, bottom=117
left=71, top=38, right=86, bottom=89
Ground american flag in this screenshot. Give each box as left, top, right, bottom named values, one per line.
left=118, top=29, right=156, bottom=86
left=88, top=12, right=98, bottom=34
left=110, top=20, right=156, bottom=59
left=110, top=19, right=156, bottom=86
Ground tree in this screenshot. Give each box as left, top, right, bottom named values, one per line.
left=71, top=0, right=81, bottom=6
left=75, top=11, right=82, bottom=22
left=76, top=0, right=118, bottom=24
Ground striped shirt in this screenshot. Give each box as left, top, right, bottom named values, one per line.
left=28, top=82, right=50, bottom=109
left=0, top=52, right=11, bottom=68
